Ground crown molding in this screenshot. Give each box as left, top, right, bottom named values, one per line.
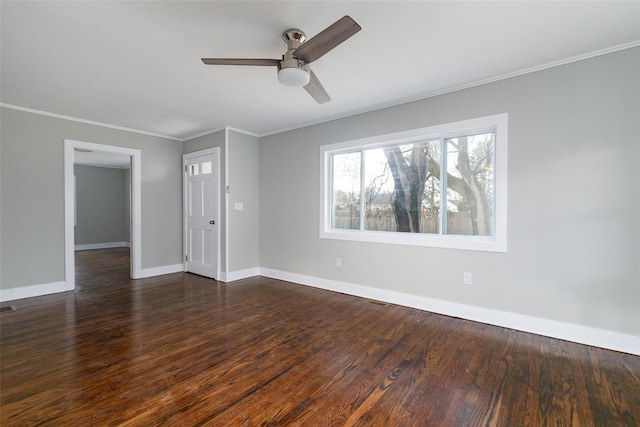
left=0, top=103, right=184, bottom=142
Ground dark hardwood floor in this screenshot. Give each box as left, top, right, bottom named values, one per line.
left=1, top=248, right=639, bottom=426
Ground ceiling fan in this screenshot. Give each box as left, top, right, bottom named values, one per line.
left=201, top=16, right=361, bottom=104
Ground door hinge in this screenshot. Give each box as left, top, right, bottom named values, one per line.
left=185, top=255, right=188, bottom=262
left=185, top=165, right=188, bottom=172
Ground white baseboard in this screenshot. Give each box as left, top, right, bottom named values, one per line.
left=5, top=267, right=636, bottom=355
left=258, top=268, right=640, bottom=356
left=220, top=267, right=260, bottom=283
left=75, top=241, right=130, bottom=251
left=0, top=281, right=68, bottom=302
left=0, top=263, right=183, bottom=302
left=137, top=264, right=184, bottom=279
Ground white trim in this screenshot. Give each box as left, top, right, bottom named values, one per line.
left=225, top=127, right=260, bottom=138
left=319, top=113, right=508, bottom=252
left=0, top=281, right=67, bottom=302
left=183, top=147, right=222, bottom=280
left=183, top=127, right=226, bottom=141
left=3, top=265, right=636, bottom=354
left=138, top=264, right=184, bottom=279
left=65, top=140, right=143, bottom=291
left=220, top=267, right=260, bottom=283
left=184, top=126, right=259, bottom=142
left=224, top=127, right=230, bottom=276
left=2, top=104, right=183, bottom=141
left=3, top=42, right=638, bottom=142
left=258, top=268, right=640, bottom=356
left=75, top=242, right=130, bottom=251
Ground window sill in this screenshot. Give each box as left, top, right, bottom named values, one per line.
left=320, top=228, right=507, bottom=252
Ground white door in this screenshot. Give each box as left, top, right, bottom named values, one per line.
left=184, top=149, right=219, bottom=279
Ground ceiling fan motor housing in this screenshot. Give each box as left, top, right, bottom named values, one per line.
left=277, top=29, right=311, bottom=86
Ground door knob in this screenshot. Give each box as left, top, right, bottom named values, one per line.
left=209, top=220, right=215, bottom=225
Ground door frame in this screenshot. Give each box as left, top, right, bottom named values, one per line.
left=64, top=139, right=142, bottom=290
left=183, top=147, right=221, bottom=280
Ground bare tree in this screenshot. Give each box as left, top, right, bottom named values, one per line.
left=383, top=135, right=493, bottom=235
left=383, top=144, right=429, bottom=232
left=451, top=136, right=492, bottom=235
left=364, top=162, right=392, bottom=223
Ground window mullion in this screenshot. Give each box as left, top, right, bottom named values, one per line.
left=440, top=137, right=447, bottom=235
left=360, top=149, right=365, bottom=231
left=329, top=154, right=335, bottom=229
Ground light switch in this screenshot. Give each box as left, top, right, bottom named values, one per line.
left=234, top=202, right=244, bottom=211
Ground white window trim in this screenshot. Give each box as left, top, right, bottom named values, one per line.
left=319, top=113, right=508, bottom=252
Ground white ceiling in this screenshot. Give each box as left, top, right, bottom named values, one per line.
left=2, top=1, right=639, bottom=140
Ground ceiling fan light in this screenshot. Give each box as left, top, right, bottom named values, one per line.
left=277, top=67, right=310, bottom=87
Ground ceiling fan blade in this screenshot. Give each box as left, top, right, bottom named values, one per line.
left=201, top=58, right=281, bottom=66
left=293, top=15, right=361, bottom=63
left=304, top=70, right=331, bottom=104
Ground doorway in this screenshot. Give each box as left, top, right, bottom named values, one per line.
left=64, top=139, right=142, bottom=291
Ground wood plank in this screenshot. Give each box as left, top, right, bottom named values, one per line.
left=1, top=248, right=639, bottom=425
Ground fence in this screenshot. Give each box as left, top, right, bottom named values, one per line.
left=333, top=211, right=477, bottom=235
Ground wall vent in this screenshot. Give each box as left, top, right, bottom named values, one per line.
left=366, top=300, right=388, bottom=307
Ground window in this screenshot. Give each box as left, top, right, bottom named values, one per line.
left=320, top=114, right=507, bottom=252
left=201, top=161, right=212, bottom=175
left=189, top=161, right=212, bottom=176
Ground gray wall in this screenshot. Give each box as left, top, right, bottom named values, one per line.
left=1, top=48, right=637, bottom=341
left=0, top=108, right=184, bottom=289
left=228, top=130, right=259, bottom=272
left=259, top=48, right=640, bottom=336
left=183, top=129, right=260, bottom=275
left=74, top=165, right=129, bottom=246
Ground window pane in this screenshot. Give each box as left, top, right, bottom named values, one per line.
left=420, top=140, right=441, bottom=234
left=445, top=132, right=494, bottom=236
left=201, top=161, right=212, bottom=174
left=331, top=152, right=361, bottom=230
left=364, top=148, right=394, bottom=231
left=362, top=141, right=441, bottom=233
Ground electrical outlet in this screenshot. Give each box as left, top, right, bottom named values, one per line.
left=234, top=202, right=244, bottom=211
left=463, top=272, right=472, bottom=285
left=336, top=256, right=342, bottom=268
